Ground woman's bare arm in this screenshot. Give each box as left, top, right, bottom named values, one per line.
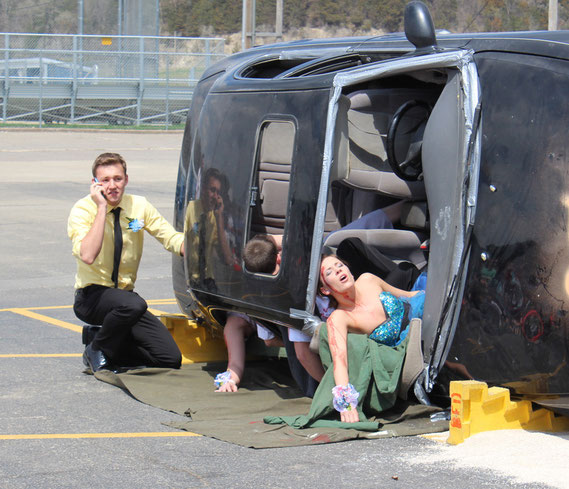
left=327, top=311, right=360, bottom=423
left=362, top=273, right=419, bottom=298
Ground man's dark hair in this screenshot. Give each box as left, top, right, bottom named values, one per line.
left=92, top=153, right=127, bottom=177
left=202, top=167, right=223, bottom=190
left=243, top=235, right=278, bottom=273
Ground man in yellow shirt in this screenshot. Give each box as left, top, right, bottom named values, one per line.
left=68, top=153, right=184, bottom=372
left=184, top=167, right=233, bottom=291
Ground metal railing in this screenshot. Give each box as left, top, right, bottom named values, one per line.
left=0, top=33, right=226, bottom=127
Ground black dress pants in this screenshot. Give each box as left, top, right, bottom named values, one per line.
left=74, top=285, right=182, bottom=369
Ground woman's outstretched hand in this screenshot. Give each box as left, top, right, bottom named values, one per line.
left=340, top=409, right=360, bottom=423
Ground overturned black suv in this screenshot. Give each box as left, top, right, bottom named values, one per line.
left=172, top=1, right=569, bottom=407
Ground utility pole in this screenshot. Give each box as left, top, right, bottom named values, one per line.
left=549, top=0, right=558, bottom=31
left=242, top=0, right=283, bottom=51
left=78, top=0, right=84, bottom=36
left=242, top=0, right=256, bottom=50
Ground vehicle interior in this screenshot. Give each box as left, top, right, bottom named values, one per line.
left=321, top=65, right=469, bottom=385
left=241, top=58, right=472, bottom=394
left=323, top=72, right=445, bottom=267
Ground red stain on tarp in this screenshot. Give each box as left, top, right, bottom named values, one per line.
left=311, top=434, right=331, bottom=443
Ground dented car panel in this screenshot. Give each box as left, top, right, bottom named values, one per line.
left=172, top=3, right=569, bottom=401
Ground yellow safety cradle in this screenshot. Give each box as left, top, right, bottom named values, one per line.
left=159, top=314, right=227, bottom=364
left=448, top=380, right=569, bottom=445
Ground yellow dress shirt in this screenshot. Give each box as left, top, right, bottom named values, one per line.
left=68, top=193, right=184, bottom=290
left=184, top=199, right=218, bottom=282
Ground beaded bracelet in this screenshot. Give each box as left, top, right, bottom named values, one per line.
left=214, top=370, right=236, bottom=388
left=332, top=383, right=359, bottom=412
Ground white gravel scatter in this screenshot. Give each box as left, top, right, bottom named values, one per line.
left=412, top=430, right=569, bottom=488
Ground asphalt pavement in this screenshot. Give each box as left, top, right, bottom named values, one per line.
left=0, top=128, right=565, bottom=489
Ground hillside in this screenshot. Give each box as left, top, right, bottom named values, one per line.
left=0, top=0, right=566, bottom=43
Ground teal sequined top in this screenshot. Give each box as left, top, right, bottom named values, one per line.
left=368, top=291, right=425, bottom=347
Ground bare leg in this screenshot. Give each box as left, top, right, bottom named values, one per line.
left=264, top=337, right=284, bottom=348
left=216, top=315, right=255, bottom=392
left=294, top=341, right=324, bottom=382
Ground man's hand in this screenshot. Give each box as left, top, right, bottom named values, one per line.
left=90, top=180, right=107, bottom=207
left=213, top=194, right=224, bottom=219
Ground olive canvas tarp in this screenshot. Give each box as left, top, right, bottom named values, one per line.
left=94, top=332, right=448, bottom=448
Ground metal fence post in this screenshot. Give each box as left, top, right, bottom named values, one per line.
left=206, top=39, right=211, bottom=69
left=38, top=52, right=43, bottom=127
left=71, top=36, right=78, bottom=123
left=137, top=36, right=144, bottom=125
left=2, top=33, right=9, bottom=121
left=165, top=50, right=170, bottom=128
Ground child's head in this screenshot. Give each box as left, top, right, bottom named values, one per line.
left=243, top=235, right=279, bottom=274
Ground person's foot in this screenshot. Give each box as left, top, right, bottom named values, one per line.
left=214, top=369, right=240, bottom=392
left=82, top=344, right=109, bottom=373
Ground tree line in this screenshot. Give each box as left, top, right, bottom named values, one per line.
left=0, top=0, right=566, bottom=37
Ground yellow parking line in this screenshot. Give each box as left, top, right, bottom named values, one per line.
left=7, top=308, right=82, bottom=333
left=0, top=432, right=200, bottom=440
left=147, top=307, right=171, bottom=316
left=0, top=299, right=176, bottom=313
left=1, top=301, right=179, bottom=335
left=0, top=305, right=73, bottom=312
left=0, top=354, right=82, bottom=358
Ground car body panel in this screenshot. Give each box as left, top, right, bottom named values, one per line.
left=173, top=3, right=569, bottom=399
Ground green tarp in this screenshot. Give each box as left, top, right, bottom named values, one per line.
left=94, top=329, right=448, bottom=448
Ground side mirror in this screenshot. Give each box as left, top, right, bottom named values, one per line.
left=404, top=1, right=437, bottom=52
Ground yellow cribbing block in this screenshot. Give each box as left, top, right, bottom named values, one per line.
left=159, top=314, right=227, bottom=364
left=447, top=380, right=569, bottom=445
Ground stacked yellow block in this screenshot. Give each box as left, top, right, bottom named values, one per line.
left=448, top=380, right=569, bottom=444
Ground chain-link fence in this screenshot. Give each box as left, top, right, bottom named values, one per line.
left=0, top=33, right=225, bottom=127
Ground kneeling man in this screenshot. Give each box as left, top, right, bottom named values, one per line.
left=68, top=153, right=184, bottom=372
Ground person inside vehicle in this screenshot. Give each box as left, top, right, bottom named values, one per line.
left=236, top=207, right=417, bottom=394
left=243, top=204, right=423, bottom=325
left=214, top=312, right=284, bottom=392
left=319, top=254, right=425, bottom=423
left=242, top=234, right=282, bottom=273
left=68, top=152, right=184, bottom=373
left=184, top=167, right=234, bottom=292
left=215, top=234, right=325, bottom=393
left=243, top=208, right=392, bottom=275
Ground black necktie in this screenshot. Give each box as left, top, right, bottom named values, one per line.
left=111, top=207, right=122, bottom=288
left=198, top=212, right=207, bottom=281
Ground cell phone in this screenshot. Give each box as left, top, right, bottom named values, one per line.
left=93, top=178, right=107, bottom=200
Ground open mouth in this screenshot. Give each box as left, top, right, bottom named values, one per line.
left=339, top=273, right=348, bottom=283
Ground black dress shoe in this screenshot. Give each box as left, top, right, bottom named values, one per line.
left=83, top=344, right=109, bottom=372
left=82, top=325, right=102, bottom=346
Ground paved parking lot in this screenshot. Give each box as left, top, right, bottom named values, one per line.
left=0, top=128, right=565, bottom=488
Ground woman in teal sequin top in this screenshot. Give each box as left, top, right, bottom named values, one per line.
left=319, top=254, right=425, bottom=423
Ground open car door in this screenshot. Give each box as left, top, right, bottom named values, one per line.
left=304, top=49, right=481, bottom=395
